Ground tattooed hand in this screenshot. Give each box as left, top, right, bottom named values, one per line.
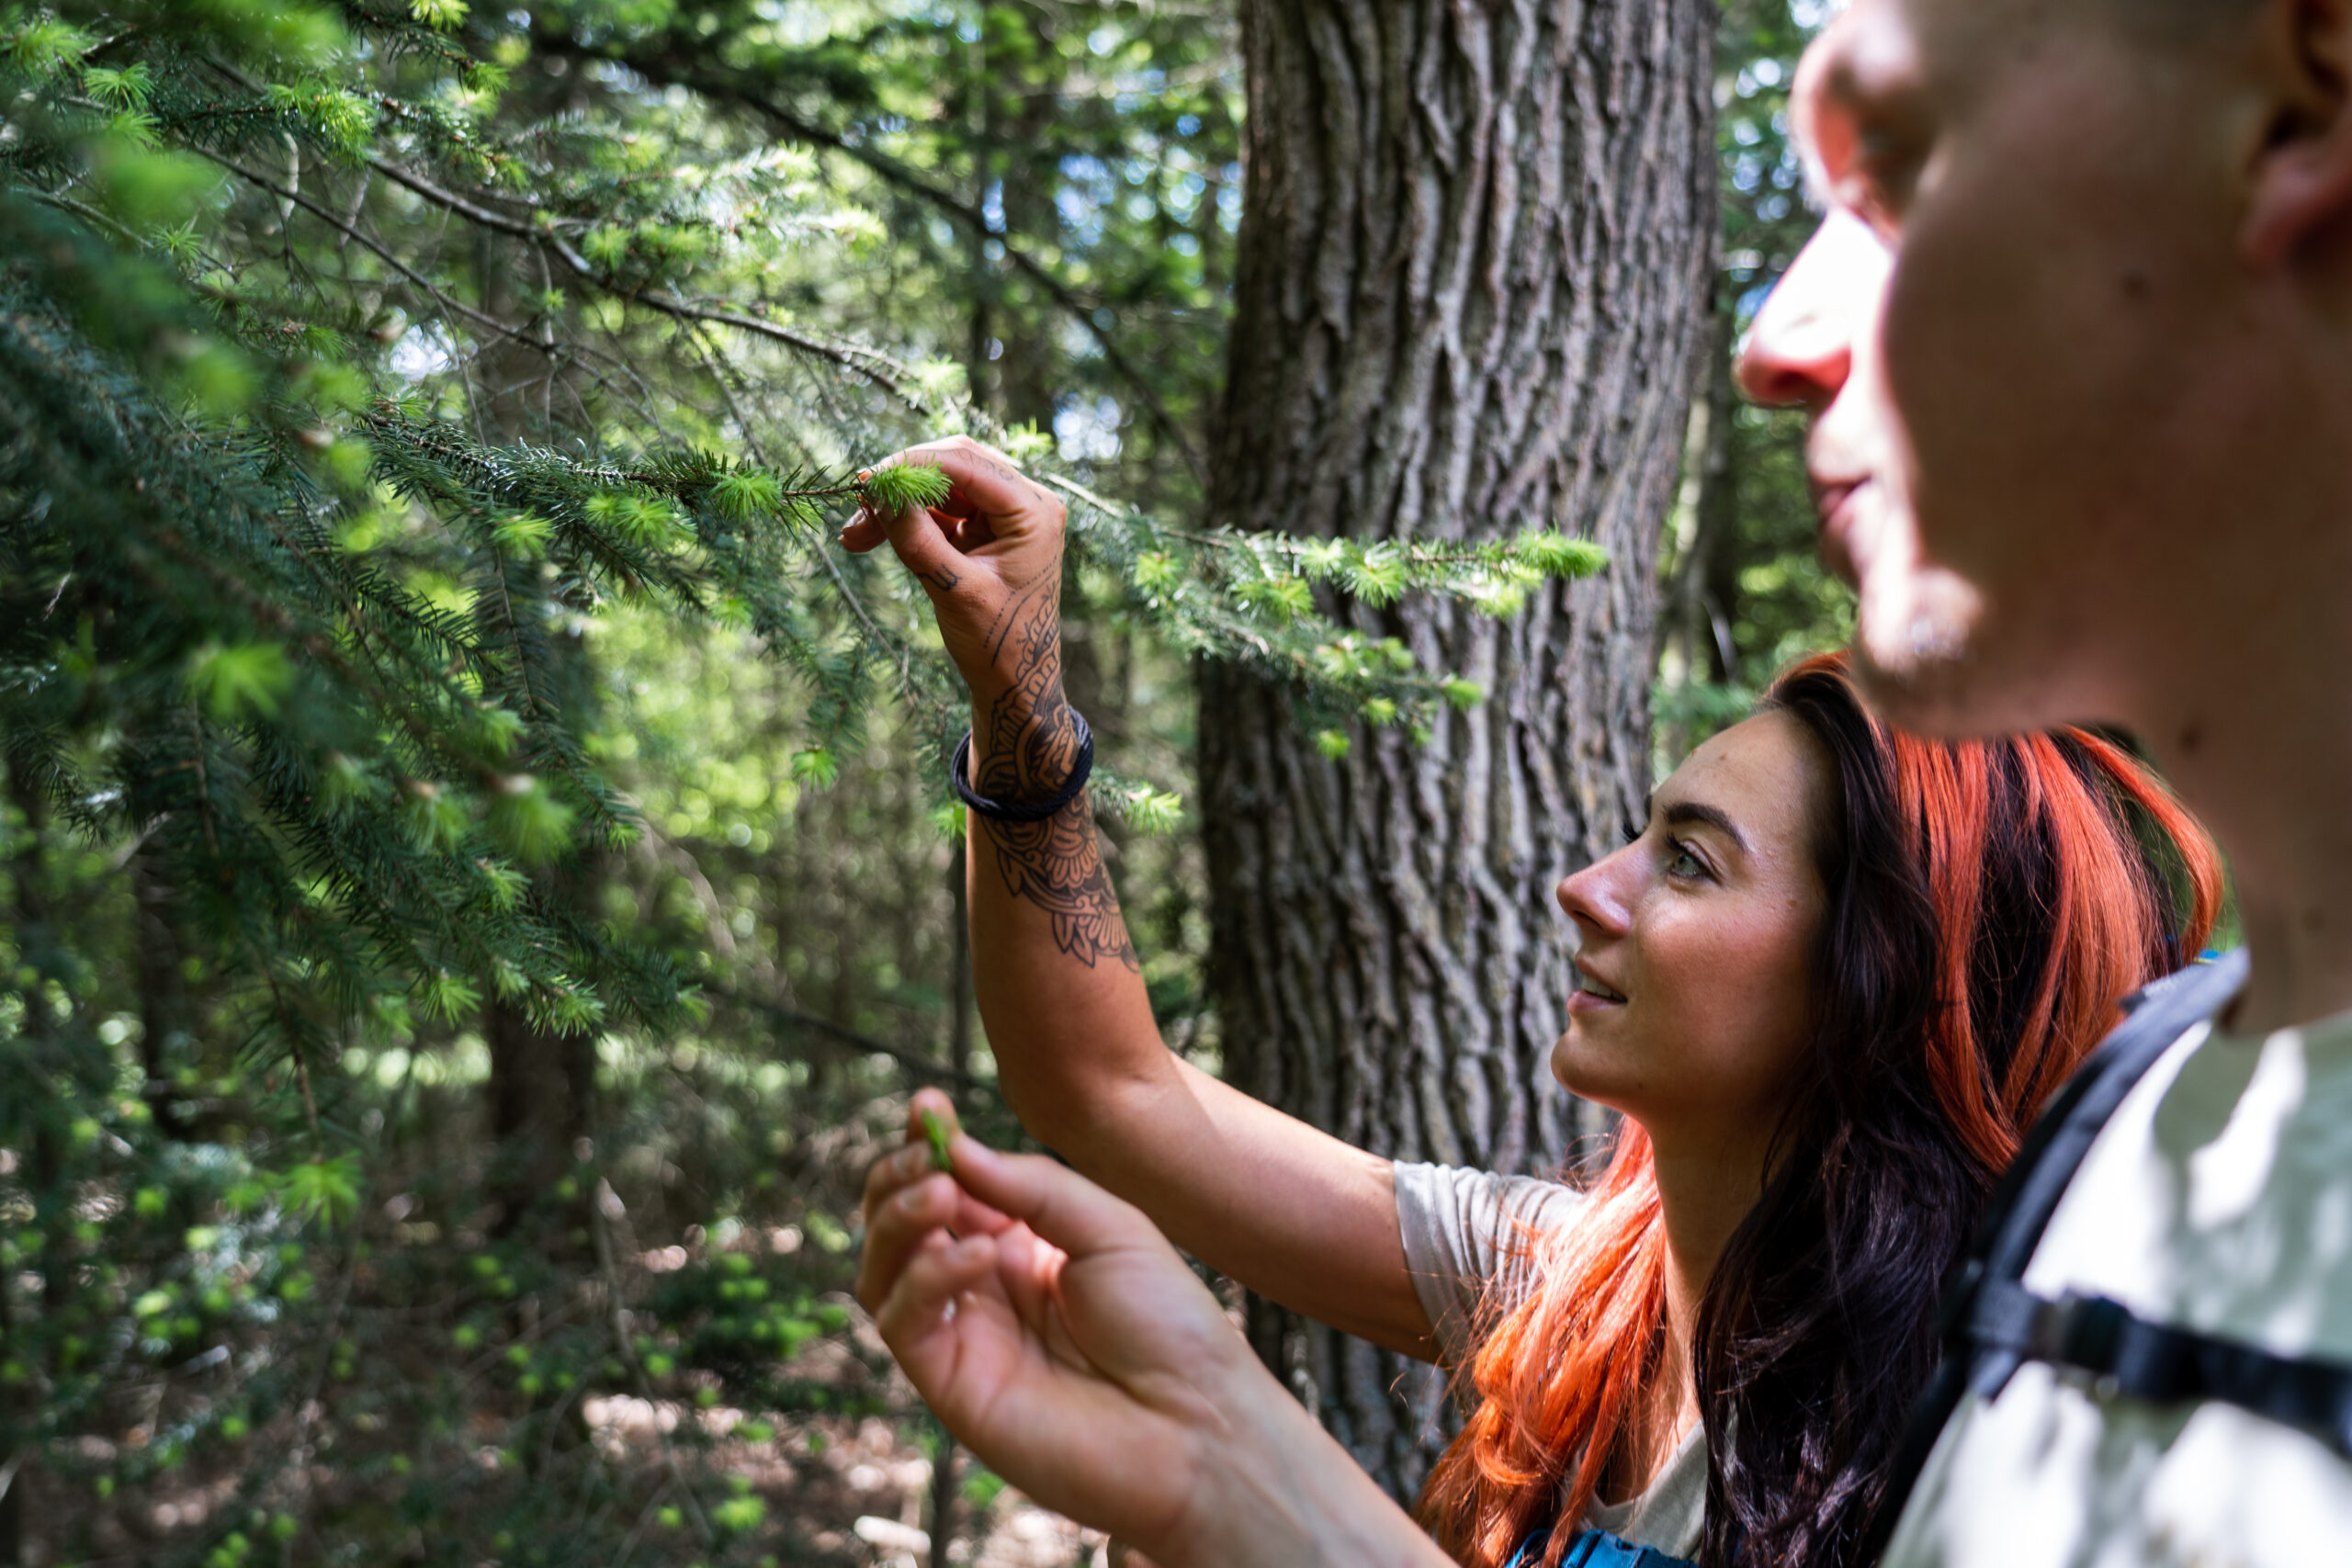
left=842, top=437, right=1136, bottom=972
left=838, top=435, right=1068, bottom=713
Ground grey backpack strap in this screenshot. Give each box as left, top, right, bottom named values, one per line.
left=1860, top=951, right=2251, bottom=1562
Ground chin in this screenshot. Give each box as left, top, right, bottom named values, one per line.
left=1547, top=1032, right=1634, bottom=1116
left=1844, top=566, right=2087, bottom=740
left=1548, top=1032, right=1597, bottom=1100
left=1847, top=633, right=1996, bottom=739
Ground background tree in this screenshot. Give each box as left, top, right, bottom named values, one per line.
left=1198, top=0, right=1716, bottom=1497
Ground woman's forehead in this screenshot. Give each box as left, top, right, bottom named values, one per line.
left=1665, top=712, right=1830, bottom=836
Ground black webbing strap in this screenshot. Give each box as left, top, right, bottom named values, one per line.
left=1963, top=1279, right=2352, bottom=1460
left=1860, top=950, right=2251, bottom=1563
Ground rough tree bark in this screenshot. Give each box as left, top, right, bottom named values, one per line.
left=1199, top=0, right=1714, bottom=1499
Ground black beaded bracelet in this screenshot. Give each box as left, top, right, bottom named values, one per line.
left=950, top=710, right=1094, bottom=823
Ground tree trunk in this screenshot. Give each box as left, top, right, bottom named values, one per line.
left=1657, top=300, right=1741, bottom=764
left=486, top=847, right=604, bottom=1245
left=486, top=990, right=597, bottom=1241
left=130, top=849, right=195, bottom=1139
left=1199, top=0, right=1714, bottom=1500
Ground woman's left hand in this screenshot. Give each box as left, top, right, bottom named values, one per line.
left=856, top=1095, right=1240, bottom=1561
left=855, top=1092, right=1454, bottom=1568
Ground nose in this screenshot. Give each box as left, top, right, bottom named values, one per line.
left=1556, top=847, right=1635, bottom=944
left=1735, top=209, right=1885, bottom=412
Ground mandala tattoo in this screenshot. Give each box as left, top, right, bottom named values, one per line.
left=973, top=558, right=1139, bottom=973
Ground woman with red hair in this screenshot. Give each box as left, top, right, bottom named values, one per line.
left=1408, top=654, right=2218, bottom=1568
left=861, top=637, right=2219, bottom=1567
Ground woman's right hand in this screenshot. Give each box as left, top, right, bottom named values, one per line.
left=855, top=1092, right=1453, bottom=1568
left=837, top=435, right=1069, bottom=715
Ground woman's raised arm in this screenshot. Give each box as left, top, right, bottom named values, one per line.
left=840, top=437, right=1433, bottom=1358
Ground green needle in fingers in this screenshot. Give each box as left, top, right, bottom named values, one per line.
left=920, top=1108, right=953, bottom=1173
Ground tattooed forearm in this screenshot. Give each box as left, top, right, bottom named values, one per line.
left=984, top=798, right=1139, bottom=972
left=971, top=557, right=1139, bottom=973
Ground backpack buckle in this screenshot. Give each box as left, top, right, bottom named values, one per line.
left=2033, top=1291, right=2130, bottom=1376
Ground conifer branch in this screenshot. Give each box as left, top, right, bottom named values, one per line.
left=194, top=147, right=548, bottom=355
left=703, top=987, right=993, bottom=1096
left=190, top=48, right=937, bottom=402
left=526, top=33, right=1209, bottom=480
left=352, top=153, right=933, bottom=400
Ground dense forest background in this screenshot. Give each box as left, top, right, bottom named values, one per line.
left=0, top=2, right=1844, bottom=1564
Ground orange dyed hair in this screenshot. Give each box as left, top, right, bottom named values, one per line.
left=1418, top=653, right=2220, bottom=1568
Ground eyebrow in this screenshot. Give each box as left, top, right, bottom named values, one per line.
left=1660, top=799, right=1749, bottom=854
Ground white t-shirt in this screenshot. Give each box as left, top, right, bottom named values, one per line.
left=1883, top=999, right=2352, bottom=1567
left=1393, top=1162, right=1708, bottom=1559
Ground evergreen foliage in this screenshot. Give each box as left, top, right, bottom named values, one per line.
left=0, top=2, right=1610, bottom=1559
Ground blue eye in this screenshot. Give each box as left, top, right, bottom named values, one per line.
left=1666, top=840, right=1708, bottom=880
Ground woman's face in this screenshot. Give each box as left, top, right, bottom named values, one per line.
left=1550, top=711, right=1832, bottom=1154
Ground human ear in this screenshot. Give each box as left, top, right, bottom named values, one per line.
left=2244, top=0, right=2352, bottom=266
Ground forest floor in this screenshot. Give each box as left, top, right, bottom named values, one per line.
left=577, top=1362, right=1106, bottom=1568
left=23, top=1087, right=1109, bottom=1568
left=45, top=1329, right=1104, bottom=1568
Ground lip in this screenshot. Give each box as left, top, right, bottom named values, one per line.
left=1568, top=962, right=1628, bottom=1011
left=1811, top=475, right=1869, bottom=588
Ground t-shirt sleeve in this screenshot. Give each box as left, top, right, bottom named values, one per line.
left=1393, top=1160, right=1587, bottom=1368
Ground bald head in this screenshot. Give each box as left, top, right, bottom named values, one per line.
left=2097, top=0, right=2265, bottom=36
left=1744, top=0, right=2352, bottom=739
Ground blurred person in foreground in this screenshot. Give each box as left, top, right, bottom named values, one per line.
left=854, top=0, right=2352, bottom=1562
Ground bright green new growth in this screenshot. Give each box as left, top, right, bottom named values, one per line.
left=860, top=461, right=954, bottom=516
left=1062, top=489, right=1613, bottom=746
left=919, top=1109, right=954, bottom=1173
left=708, top=468, right=783, bottom=523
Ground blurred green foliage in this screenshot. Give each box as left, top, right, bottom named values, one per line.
left=1656, top=0, right=1852, bottom=766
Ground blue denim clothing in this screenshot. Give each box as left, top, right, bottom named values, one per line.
left=1502, top=1528, right=1699, bottom=1568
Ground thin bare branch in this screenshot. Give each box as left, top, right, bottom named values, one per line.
left=356, top=155, right=934, bottom=400
left=529, top=35, right=1209, bottom=482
